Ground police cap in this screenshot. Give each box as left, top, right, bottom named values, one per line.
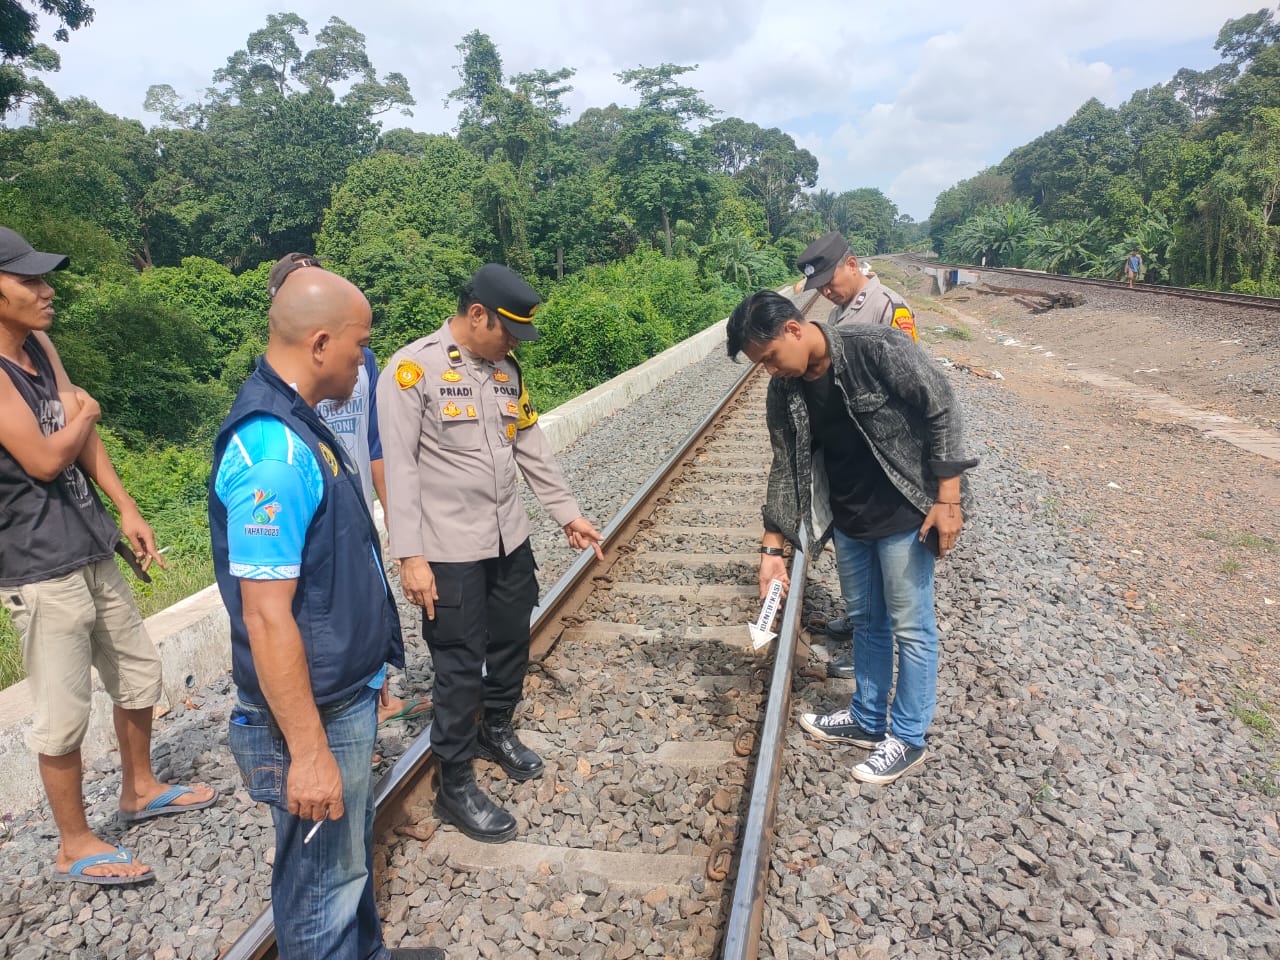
left=469, top=263, right=542, bottom=342
left=268, top=252, right=324, bottom=297
left=796, top=231, right=853, bottom=291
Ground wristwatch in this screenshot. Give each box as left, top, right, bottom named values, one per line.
left=759, top=546, right=785, bottom=556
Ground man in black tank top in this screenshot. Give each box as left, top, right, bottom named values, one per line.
left=0, top=227, right=216, bottom=885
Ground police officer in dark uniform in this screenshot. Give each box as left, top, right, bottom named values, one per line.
left=378, top=264, right=604, bottom=843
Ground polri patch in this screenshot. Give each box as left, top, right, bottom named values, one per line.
left=395, top=359, right=424, bottom=390
left=318, top=443, right=340, bottom=477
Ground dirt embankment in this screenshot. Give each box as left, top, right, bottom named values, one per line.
left=880, top=259, right=1280, bottom=751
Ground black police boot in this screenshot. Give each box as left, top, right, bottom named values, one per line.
left=826, top=642, right=857, bottom=680
left=434, top=760, right=517, bottom=843
left=476, top=707, right=545, bottom=780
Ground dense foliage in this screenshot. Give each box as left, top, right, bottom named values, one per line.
left=929, top=7, right=1280, bottom=293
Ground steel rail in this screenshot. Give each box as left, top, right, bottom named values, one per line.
left=902, top=253, right=1280, bottom=310
left=720, top=527, right=810, bottom=960
left=221, top=346, right=762, bottom=960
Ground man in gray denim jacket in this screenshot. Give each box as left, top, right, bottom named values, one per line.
left=727, top=291, right=977, bottom=785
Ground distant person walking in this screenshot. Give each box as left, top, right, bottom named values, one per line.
left=0, top=225, right=216, bottom=886
left=1125, top=249, right=1142, bottom=289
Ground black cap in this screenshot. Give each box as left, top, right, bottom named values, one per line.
left=268, top=252, right=324, bottom=297
left=0, top=226, right=69, bottom=275
left=796, top=231, right=852, bottom=291
left=469, top=263, right=542, bottom=342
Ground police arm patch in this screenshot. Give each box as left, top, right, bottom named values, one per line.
left=395, top=359, right=424, bottom=389
left=891, top=306, right=918, bottom=342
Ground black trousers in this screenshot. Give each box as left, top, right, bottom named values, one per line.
left=424, top=538, right=539, bottom=762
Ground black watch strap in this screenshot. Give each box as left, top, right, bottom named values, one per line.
left=759, top=545, right=785, bottom=556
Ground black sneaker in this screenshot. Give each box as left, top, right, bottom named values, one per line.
left=797, top=709, right=885, bottom=748
left=851, top=735, right=926, bottom=784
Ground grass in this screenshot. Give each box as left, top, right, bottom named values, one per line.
left=1217, top=558, right=1244, bottom=575
left=1196, top=529, right=1279, bottom=552
left=1243, top=762, right=1280, bottom=798
left=1233, top=689, right=1277, bottom=740
left=938, top=325, right=974, bottom=342
left=0, top=550, right=214, bottom=689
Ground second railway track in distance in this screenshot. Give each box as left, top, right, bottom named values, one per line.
left=226, top=292, right=825, bottom=960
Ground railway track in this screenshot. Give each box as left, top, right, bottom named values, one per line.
left=899, top=253, right=1280, bottom=312
left=223, top=294, right=823, bottom=959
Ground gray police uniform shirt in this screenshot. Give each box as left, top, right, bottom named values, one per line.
left=378, top=321, right=580, bottom=564
left=829, top=277, right=905, bottom=327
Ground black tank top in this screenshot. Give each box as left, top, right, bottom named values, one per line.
left=0, top=336, right=119, bottom=587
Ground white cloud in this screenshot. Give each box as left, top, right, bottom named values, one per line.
left=26, top=0, right=1263, bottom=218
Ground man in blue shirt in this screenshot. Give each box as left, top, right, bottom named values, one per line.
left=268, top=253, right=430, bottom=729
left=210, top=268, right=440, bottom=960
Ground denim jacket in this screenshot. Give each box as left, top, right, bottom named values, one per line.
left=762, top=322, right=978, bottom=548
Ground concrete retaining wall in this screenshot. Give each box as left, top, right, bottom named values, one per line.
left=0, top=315, right=730, bottom=816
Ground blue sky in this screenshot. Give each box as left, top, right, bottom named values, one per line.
left=25, top=0, right=1262, bottom=220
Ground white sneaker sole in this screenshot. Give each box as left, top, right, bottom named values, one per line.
left=851, top=750, right=927, bottom=785
left=797, top=714, right=884, bottom=748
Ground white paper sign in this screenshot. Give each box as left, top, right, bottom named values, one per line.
left=749, top=578, right=784, bottom=650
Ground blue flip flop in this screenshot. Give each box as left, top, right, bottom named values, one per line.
left=119, top=784, right=218, bottom=823
left=51, top=845, right=155, bottom=886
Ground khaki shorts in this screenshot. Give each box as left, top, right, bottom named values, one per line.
left=2, top=558, right=163, bottom=756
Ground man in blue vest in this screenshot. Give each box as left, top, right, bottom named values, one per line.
left=210, top=268, right=440, bottom=959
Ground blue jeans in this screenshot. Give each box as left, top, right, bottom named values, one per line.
left=832, top=526, right=939, bottom=748
left=229, top=685, right=389, bottom=960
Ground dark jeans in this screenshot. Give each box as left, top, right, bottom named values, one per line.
left=228, top=685, right=388, bottom=960
left=426, top=538, right=539, bottom=762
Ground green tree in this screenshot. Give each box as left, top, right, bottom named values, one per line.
left=0, top=0, right=92, bottom=117
left=613, top=63, right=717, bottom=256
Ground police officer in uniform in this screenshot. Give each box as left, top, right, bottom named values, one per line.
left=797, top=231, right=918, bottom=341
left=378, top=264, right=604, bottom=843
left=795, top=231, right=920, bottom=680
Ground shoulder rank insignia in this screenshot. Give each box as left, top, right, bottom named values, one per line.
left=442, top=401, right=462, bottom=418
left=395, top=359, right=424, bottom=390
left=506, top=423, right=516, bottom=440
left=493, top=370, right=510, bottom=383
left=465, top=404, right=477, bottom=418
left=441, top=369, right=462, bottom=382
left=447, top=346, right=462, bottom=362
left=318, top=443, right=340, bottom=477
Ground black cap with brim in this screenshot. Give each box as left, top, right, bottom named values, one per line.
left=268, top=252, right=323, bottom=297
left=471, top=263, right=542, bottom=342
left=0, top=226, right=69, bottom=275
left=797, top=230, right=851, bottom=291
